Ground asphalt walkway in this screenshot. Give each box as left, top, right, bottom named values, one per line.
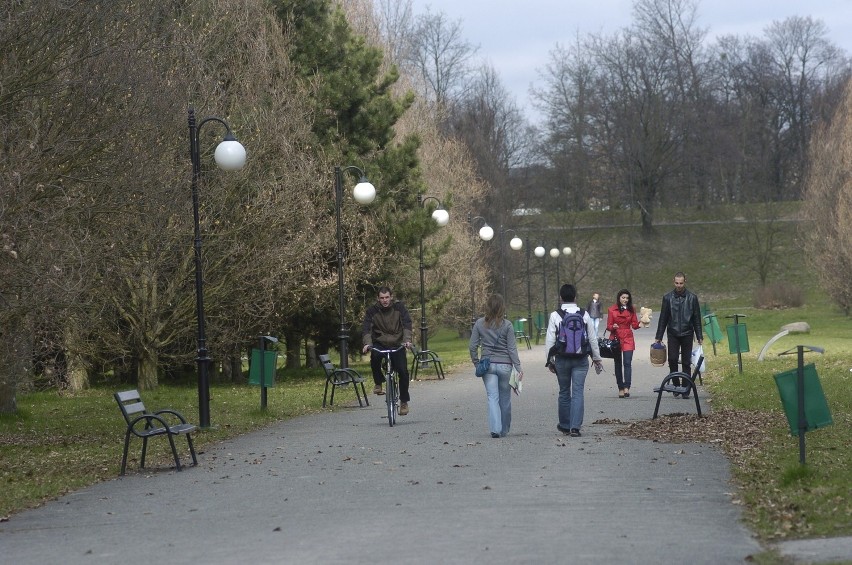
left=1, top=328, right=849, bottom=564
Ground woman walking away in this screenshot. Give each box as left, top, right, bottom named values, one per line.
left=606, top=289, right=641, bottom=398
left=469, top=294, right=523, bottom=438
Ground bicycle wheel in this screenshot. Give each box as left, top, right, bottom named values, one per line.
left=386, top=370, right=396, bottom=426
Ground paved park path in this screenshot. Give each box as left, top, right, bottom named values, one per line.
left=1, top=327, right=849, bottom=564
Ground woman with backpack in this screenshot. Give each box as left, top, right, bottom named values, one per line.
left=606, top=289, right=641, bottom=398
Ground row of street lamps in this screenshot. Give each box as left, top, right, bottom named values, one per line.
left=189, top=107, right=574, bottom=427
left=467, top=214, right=575, bottom=336
left=189, top=107, right=453, bottom=424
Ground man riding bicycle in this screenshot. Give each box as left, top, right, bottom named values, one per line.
left=361, top=286, right=413, bottom=415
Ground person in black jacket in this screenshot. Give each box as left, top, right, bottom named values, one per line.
left=654, top=272, right=703, bottom=397
left=586, top=292, right=603, bottom=337
left=361, top=286, right=413, bottom=414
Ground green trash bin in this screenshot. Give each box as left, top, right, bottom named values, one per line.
left=703, top=314, right=723, bottom=344
left=249, top=348, right=278, bottom=386
left=773, top=363, right=833, bottom=436
left=726, top=323, right=749, bottom=353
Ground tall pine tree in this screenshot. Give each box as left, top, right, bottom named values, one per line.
left=274, top=0, right=443, bottom=358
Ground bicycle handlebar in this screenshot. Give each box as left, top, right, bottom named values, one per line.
left=367, top=344, right=408, bottom=355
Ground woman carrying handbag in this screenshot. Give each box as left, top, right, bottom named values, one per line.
left=606, top=289, right=641, bottom=398
left=469, top=293, right=523, bottom=438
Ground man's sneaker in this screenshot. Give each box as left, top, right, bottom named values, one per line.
left=374, top=384, right=384, bottom=395
left=681, top=392, right=691, bottom=399
left=570, top=428, right=582, bottom=437
left=557, top=424, right=571, bottom=435
left=399, top=402, right=409, bottom=415
left=673, top=392, right=681, bottom=398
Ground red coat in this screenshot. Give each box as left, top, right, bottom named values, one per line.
left=606, top=304, right=640, bottom=351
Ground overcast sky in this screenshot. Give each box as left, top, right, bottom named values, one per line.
left=408, top=0, right=852, bottom=124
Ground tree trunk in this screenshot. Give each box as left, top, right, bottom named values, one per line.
left=65, top=355, right=90, bottom=392
left=284, top=330, right=301, bottom=369
left=0, top=319, right=33, bottom=414
left=223, top=353, right=244, bottom=384
left=63, top=326, right=90, bottom=392
left=0, top=377, right=17, bottom=414
left=137, top=347, right=159, bottom=390
left=305, top=341, right=318, bottom=368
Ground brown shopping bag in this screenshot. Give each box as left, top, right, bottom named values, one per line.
left=650, top=342, right=667, bottom=367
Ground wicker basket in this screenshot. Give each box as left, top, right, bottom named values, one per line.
left=650, top=343, right=667, bottom=367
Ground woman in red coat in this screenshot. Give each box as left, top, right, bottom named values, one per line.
left=606, top=289, right=641, bottom=398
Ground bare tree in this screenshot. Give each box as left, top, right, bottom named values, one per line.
left=532, top=39, right=601, bottom=212
left=0, top=0, right=138, bottom=409
left=764, top=16, right=846, bottom=200
left=407, top=8, right=478, bottom=110
left=802, top=80, right=852, bottom=313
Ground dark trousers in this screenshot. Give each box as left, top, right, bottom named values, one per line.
left=667, top=334, right=694, bottom=386
left=371, top=348, right=410, bottom=402
left=613, top=350, right=634, bottom=390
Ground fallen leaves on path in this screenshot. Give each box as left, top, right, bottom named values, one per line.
left=614, top=408, right=786, bottom=463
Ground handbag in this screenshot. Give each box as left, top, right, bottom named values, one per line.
left=598, top=337, right=621, bottom=359
left=475, top=357, right=491, bottom=377
left=650, top=342, right=667, bottom=366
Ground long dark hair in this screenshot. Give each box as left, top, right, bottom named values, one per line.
left=616, top=289, right=635, bottom=313
left=484, top=293, right=506, bottom=328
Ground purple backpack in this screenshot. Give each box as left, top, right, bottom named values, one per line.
left=556, top=308, right=590, bottom=357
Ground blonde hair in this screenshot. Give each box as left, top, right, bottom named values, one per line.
left=484, top=294, right=506, bottom=328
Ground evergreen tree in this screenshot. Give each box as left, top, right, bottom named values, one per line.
left=274, top=0, right=443, bottom=356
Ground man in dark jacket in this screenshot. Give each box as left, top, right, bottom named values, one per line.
left=361, top=286, right=413, bottom=415
left=654, top=272, right=703, bottom=397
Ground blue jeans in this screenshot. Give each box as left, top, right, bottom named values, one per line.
left=554, top=356, right=589, bottom=431
left=591, top=317, right=601, bottom=336
left=613, top=350, right=634, bottom=390
left=482, top=363, right=512, bottom=436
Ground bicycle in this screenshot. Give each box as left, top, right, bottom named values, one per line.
left=367, top=344, right=407, bottom=426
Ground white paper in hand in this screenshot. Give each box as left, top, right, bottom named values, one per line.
left=509, top=368, right=522, bottom=395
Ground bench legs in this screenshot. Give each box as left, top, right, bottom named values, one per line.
left=652, top=372, right=702, bottom=419
left=121, top=430, right=198, bottom=476
left=410, top=350, right=445, bottom=380
left=323, top=374, right=369, bottom=408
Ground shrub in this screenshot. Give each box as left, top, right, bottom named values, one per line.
left=753, top=282, right=804, bottom=309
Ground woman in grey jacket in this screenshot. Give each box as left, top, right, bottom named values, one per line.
left=469, top=294, right=524, bottom=438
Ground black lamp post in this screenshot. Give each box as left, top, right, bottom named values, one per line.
left=334, top=166, right=376, bottom=369
left=498, top=226, right=523, bottom=302
left=525, top=239, right=534, bottom=338
left=469, top=215, right=494, bottom=326
left=417, top=195, right=449, bottom=353
left=188, top=107, right=246, bottom=429
left=535, top=245, right=547, bottom=318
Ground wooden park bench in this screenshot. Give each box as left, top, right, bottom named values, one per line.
left=652, top=355, right=704, bottom=419
left=114, top=390, right=198, bottom=475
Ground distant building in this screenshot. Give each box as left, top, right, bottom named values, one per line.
left=511, top=208, right=542, bottom=216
